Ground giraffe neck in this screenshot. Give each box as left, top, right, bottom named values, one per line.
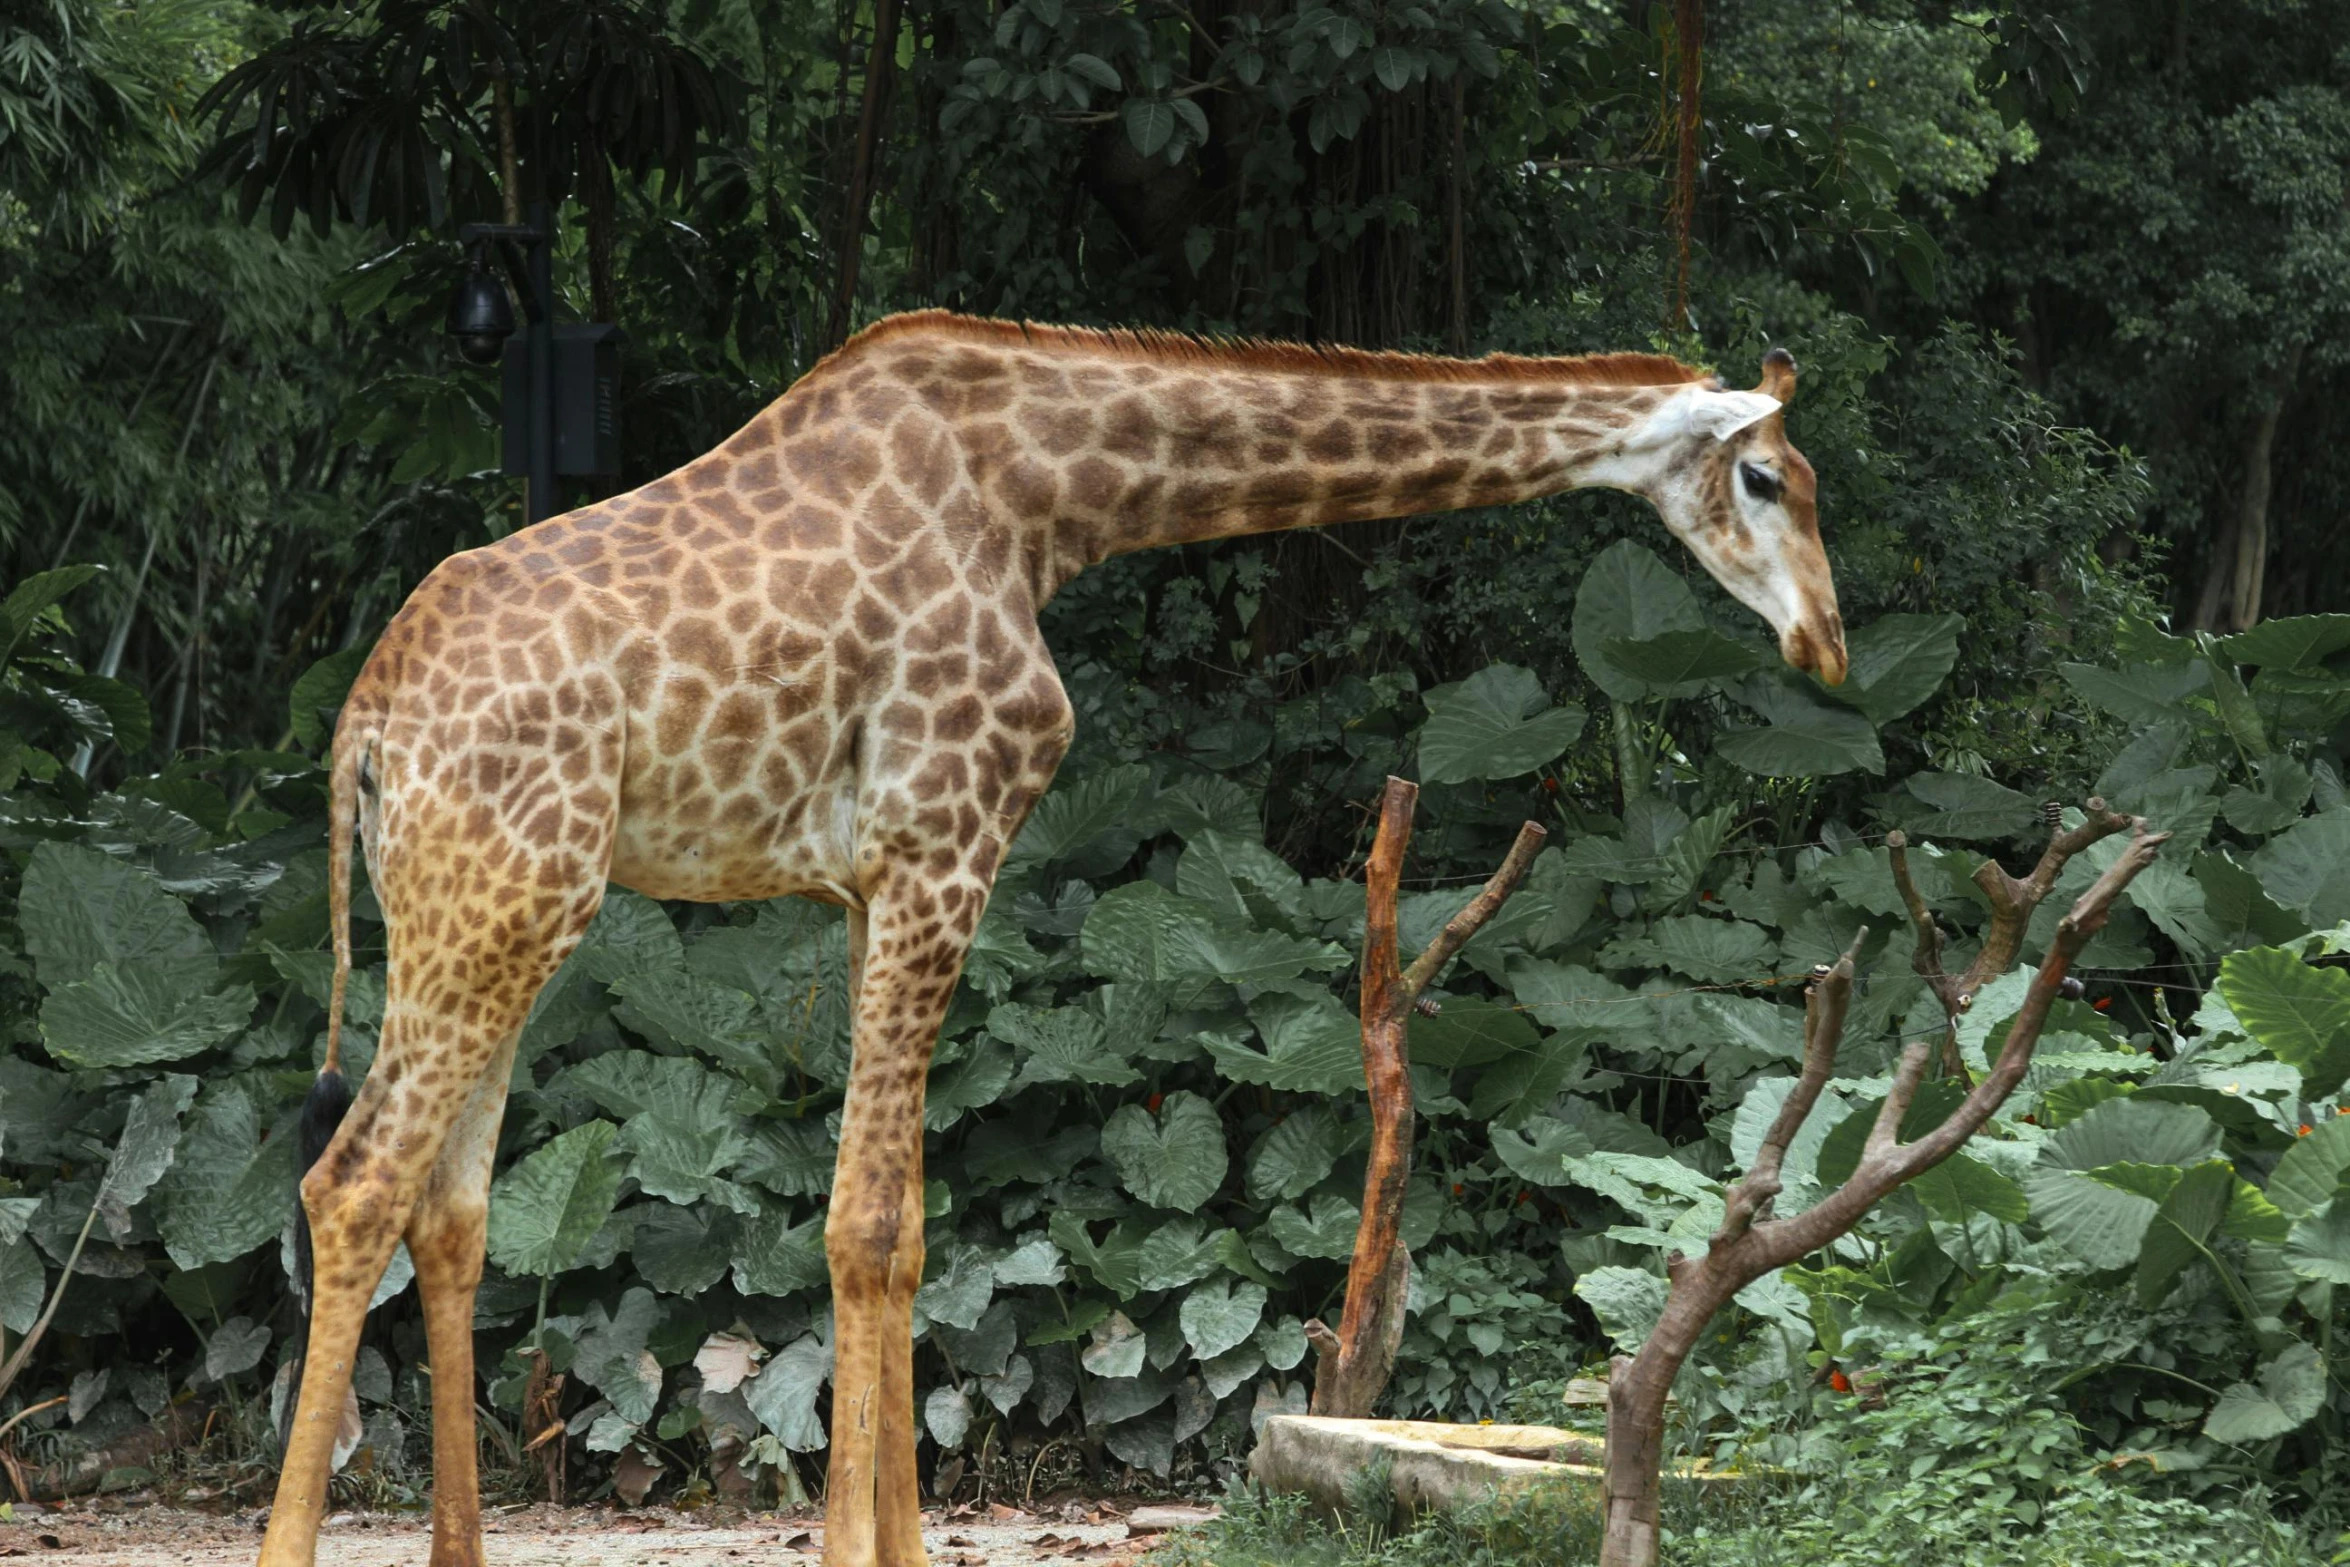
left=1055, top=360, right=1692, bottom=569
left=796, top=316, right=1709, bottom=593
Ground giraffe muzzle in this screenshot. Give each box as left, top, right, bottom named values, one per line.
left=1784, top=612, right=1848, bottom=687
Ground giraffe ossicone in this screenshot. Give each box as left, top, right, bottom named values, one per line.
left=255, top=310, right=1844, bottom=1567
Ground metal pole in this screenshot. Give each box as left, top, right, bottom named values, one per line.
left=527, top=200, right=556, bottom=526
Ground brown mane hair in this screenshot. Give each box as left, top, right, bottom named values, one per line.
left=827, top=308, right=1709, bottom=388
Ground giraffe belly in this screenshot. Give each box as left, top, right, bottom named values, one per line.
left=606, top=760, right=862, bottom=906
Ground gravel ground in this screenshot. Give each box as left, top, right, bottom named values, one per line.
left=0, top=1500, right=1219, bottom=1566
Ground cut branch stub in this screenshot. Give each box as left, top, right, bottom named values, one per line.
left=1309, top=776, right=1544, bottom=1418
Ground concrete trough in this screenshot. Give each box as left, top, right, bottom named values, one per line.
left=1250, top=1415, right=1736, bottom=1529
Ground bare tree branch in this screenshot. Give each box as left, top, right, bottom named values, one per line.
left=1597, top=811, right=2168, bottom=1567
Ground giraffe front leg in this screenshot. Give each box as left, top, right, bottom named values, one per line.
left=823, top=879, right=984, bottom=1567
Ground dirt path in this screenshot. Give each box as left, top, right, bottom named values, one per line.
left=0, top=1502, right=1215, bottom=1566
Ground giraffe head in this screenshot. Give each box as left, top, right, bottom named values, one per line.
left=1606, top=349, right=1847, bottom=685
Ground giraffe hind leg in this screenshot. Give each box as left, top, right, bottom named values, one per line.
left=405, top=1031, right=525, bottom=1567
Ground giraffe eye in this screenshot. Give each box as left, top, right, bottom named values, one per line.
left=1739, top=461, right=1783, bottom=504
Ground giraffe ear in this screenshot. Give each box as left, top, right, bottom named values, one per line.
left=1756, top=347, right=1797, bottom=405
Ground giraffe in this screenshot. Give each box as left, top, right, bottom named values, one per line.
left=259, top=310, right=1845, bottom=1567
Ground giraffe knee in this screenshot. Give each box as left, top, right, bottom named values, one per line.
left=408, top=1201, right=489, bottom=1289
left=825, top=1197, right=923, bottom=1300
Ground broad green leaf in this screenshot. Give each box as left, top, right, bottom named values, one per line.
left=2041, top=1095, right=2220, bottom=1172
left=1267, top=1194, right=1361, bottom=1260
left=1605, top=915, right=1777, bottom=984
left=0, top=1240, right=42, bottom=1334
left=2225, top=1180, right=2291, bottom=1245
left=1207, top=990, right=1364, bottom=1094
left=1491, top=1115, right=1597, bottom=1187
left=935, top=1300, right=1019, bottom=1379
left=2284, top=1199, right=2350, bottom=1286
left=0, top=564, right=100, bottom=667
left=2249, top=811, right=2350, bottom=928
left=41, top=964, right=255, bottom=1069
left=287, top=643, right=371, bottom=753
left=1177, top=830, right=1306, bottom=929
left=991, top=1002, right=1140, bottom=1089
left=1911, top=1154, right=2030, bottom=1226
left=1408, top=995, right=1537, bottom=1069
left=1134, top=1219, right=1227, bottom=1292
left=153, top=1082, right=295, bottom=1269
left=1005, top=764, right=1153, bottom=879
left=1082, top=881, right=1345, bottom=999
left=486, top=1120, right=625, bottom=1277
left=2217, top=946, right=2350, bottom=1100
left=1465, top=1029, right=1589, bottom=1123
left=730, top=1204, right=827, bottom=1296
left=1247, top=1106, right=1349, bottom=1203
left=2204, top=1342, right=2325, bottom=1444
left=20, top=842, right=213, bottom=992
left=2202, top=645, right=2271, bottom=760
left=736, top=1118, right=836, bottom=1198
left=1180, top=1277, right=1266, bottom=1360
left=1571, top=541, right=1705, bottom=701
left=575, top=1288, right=664, bottom=1425
left=1834, top=613, right=1964, bottom=724
left=927, top=1037, right=1015, bottom=1130
left=573, top=1056, right=758, bottom=1214
left=1123, top=99, right=1176, bottom=156
left=1047, top=1212, right=1147, bottom=1298
left=2024, top=1170, right=2158, bottom=1271
left=994, top=1237, right=1066, bottom=1287
left=205, top=1316, right=271, bottom=1382
left=926, top=1386, right=973, bottom=1449
left=630, top=1202, right=735, bottom=1296
left=2269, top=1116, right=2350, bottom=1217
left=1417, top=664, right=1585, bottom=784
left=1099, top=1091, right=1226, bottom=1212
left=743, top=1332, right=831, bottom=1451
left=915, top=1242, right=997, bottom=1331
left=1081, top=1311, right=1147, bottom=1378
left=1575, top=1266, right=1667, bottom=1353
left=1815, top=1081, right=1966, bottom=1187
left=2135, top=1161, right=2235, bottom=1306
left=1718, top=677, right=1883, bottom=778
left=95, top=1075, right=197, bottom=1237
left=2217, top=614, right=2350, bottom=671
left=1900, top=772, right=2038, bottom=840
left=2059, top=661, right=2206, bottom=725
left=1595, top=629, right=1760, bottom=696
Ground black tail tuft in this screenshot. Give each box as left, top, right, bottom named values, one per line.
left=285, top=1069, right=352, bottom=1455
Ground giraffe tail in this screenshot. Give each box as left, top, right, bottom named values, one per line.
left=285, top=723, right=365, bottom=1448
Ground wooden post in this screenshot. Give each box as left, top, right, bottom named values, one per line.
left=1308, top=777, right=1545, bottom=1417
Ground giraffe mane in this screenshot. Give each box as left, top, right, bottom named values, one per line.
left=825, top=308, right=1710, bottom=388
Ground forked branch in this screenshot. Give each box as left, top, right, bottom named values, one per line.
left=1307, top=776, right=1545, bottom=1418
left=1598, top=809, right=2168, bottom=1567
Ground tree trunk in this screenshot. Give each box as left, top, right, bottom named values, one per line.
left=1599, top=1281, right=1722, bottom=1567
left=2197, top=346, right=2301, bottom=632
left=824, top=0, right=904, bottom=352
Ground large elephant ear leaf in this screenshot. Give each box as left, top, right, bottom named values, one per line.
left=2204, top=1342, right=2326, bottom=1445
left=2270, top=1116, right=2350, bottom=1218
left=1832, top=613, right=1964, bottom=724
left=2217, top=946, right=2350, bottom=1100
left=487, top=1120, right=626, bottom=1278
left=1416, top=663, right=1585, bottom=784
left=1570, top=540, right=1705, bottom=702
